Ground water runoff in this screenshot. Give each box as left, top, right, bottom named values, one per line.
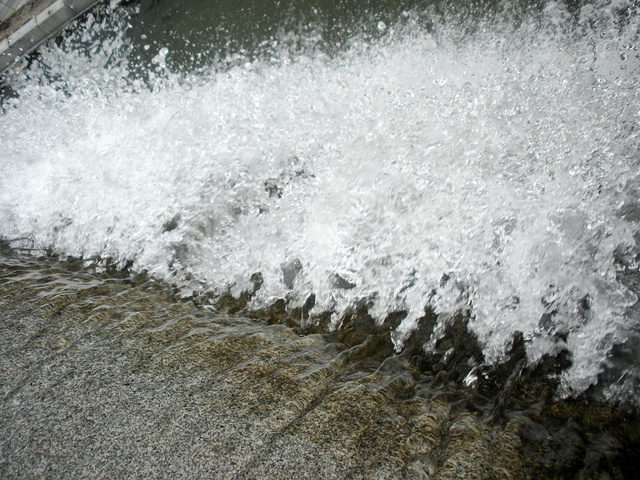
left=1, top=0, right=639, bottom=405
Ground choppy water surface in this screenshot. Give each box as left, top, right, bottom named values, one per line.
left=1, top=0, right=639, bottom=404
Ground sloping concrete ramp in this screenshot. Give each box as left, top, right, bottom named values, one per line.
left=1, top=247, right=639, bottom=478
left=0, top=0, right=100, bottom=73
left=0, top=1, right=31, bottom=22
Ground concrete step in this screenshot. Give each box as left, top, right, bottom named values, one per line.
left=0, top=0, right=30, bottom=23
left=0, top=0, right=100, bottom=74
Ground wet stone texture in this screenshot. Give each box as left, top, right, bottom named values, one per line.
left=0, top=248, right=639, bottom=479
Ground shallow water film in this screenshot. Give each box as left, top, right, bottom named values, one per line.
left=0, top=0, right=639, bottom=472
left=1, top=247, right=639, bottom=478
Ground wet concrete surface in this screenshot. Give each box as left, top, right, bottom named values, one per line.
left=0, top=249, right=638, bottom=479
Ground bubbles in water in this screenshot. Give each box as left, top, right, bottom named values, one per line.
left=1, top=0, right=640, bottom=404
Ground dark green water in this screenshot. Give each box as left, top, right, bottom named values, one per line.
left=63, top=0, right=576, bottom=76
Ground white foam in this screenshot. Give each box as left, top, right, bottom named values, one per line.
left=1, top=1, right=639, bottom=402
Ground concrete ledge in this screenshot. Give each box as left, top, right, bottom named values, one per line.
left=0, top=1, right=30, bottom=23
left=36, top=1, right=76, bottom=37
left=64, top=0, right=101, bottom=15
left=0, top=0, right=101, bottom=74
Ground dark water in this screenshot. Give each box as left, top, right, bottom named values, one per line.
left=118, top=0, right=537, bottom=70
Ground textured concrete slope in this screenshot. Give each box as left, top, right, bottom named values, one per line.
left=0, top=0, right=99, bottom=74
left=0, top=1, right=30, bottom=23
left=0, top=252, right=526, bottom=479
left=1, top=250, right=639, bottom=479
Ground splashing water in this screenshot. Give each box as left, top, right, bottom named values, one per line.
left=1, top=0, right=639, bottom=403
